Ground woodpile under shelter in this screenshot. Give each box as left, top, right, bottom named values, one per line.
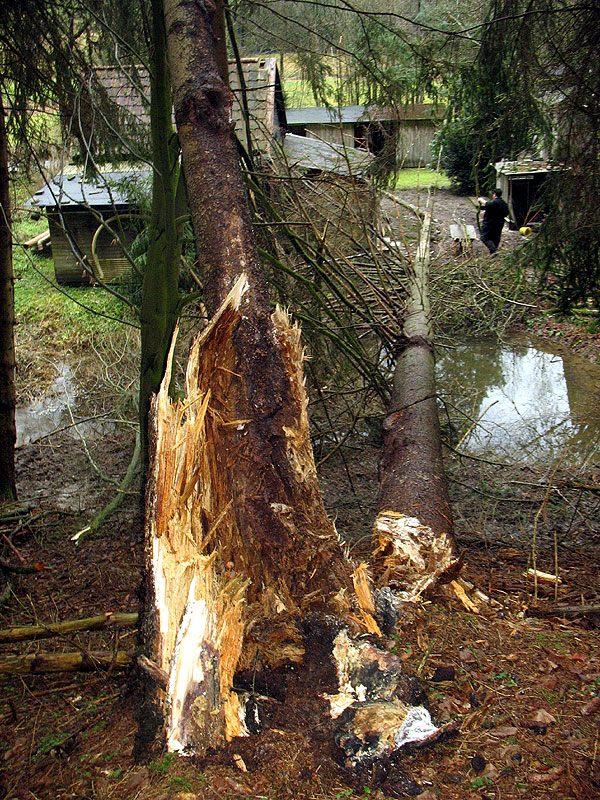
left=27, top=171, right=150, bottom=285
left=286, top=103, right=445, bottom=168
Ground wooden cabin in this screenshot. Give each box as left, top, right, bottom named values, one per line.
left=494, top=159, right=564, bottom=229
left=27, top=171, right=150, bottom=285
left=96, top=58, right=287, bottom=156
left=286, top=103, right=445, bottom=168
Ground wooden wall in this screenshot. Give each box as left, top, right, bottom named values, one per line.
left=397, top=120, right=439, bottom=168
left=306, top=124, right=355, bottom=150
left=49, top=210, right=136, bottom=285
left=302, top=118, right=441, bottom=168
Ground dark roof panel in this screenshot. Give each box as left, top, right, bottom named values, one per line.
left=286, top=106, right=368, bottom=126
left=283, top=133, right=373, bottom=177
left=286, top=103, right=445, bottom=125
left=26, top=171, right=151, bottom=209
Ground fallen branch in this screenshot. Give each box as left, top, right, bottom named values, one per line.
left=0, top=505, right=35, bottom=524
left=0, top=650, right=132, bottom=674
left=0, top=558, right=43, bottom=575
left=137, top=654, right=169, bottom=688
left=0, top=611, right=138, bottom=643
left=72, top=429, right=141, bottom=543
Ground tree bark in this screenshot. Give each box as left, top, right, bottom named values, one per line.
left=138, top=0, right=185, bottom=469
left=373, top=198, right=458, bottom=599
left=0, top=92, right=16, bottom=503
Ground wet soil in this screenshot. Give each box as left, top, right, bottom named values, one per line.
left=1, top=190, right=599, bottom=800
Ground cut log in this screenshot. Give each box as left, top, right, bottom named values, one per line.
left=0, top=612, right=138, bottom=643
left=0, top=650, right=132, bottom=674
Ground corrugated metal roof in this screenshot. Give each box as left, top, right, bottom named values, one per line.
left=495, top=158, right=564, bottom=176
left=26, top=171, right=151, bottom=209
left=283, top=133, right=373, bottom=177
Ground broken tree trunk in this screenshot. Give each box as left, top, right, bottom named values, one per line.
left=138, top=0, right=356, bottom=757
left=141, top=280, right=361, bottom=754
left=373, top=195, right=459, bottom=600
left=136, top=0, right=458, bottom=767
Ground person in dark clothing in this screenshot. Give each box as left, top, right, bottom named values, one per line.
left=478, top=188, right=509, bottom=253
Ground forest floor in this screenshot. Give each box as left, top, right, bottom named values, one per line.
left=1, top=189, right=599, bottom=800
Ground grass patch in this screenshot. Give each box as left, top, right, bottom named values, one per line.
left=13, top=211, right=137, bottom=341
left=393, top=168, right=451, bottom=191
left=12, top=209, right=140, bottom=402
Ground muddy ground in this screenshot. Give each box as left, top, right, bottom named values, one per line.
left=1, top=189, right=599, bottom=800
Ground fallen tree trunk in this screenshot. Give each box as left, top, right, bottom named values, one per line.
left=373, top=195, right=458, bottom=599
left=0, top=612, right=138, bottom=643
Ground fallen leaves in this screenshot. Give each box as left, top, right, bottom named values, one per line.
left=530, top=766, right=564, bottom=785
left=528, top=709, right=557, bottom=725
left=583, top=696, right=600, bottom=715
left=120, top=767, right=150, bottom=794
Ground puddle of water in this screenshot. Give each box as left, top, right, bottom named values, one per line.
left=436, top=336, right=600, bottom=465
left=16, top=361, right=116, bottom=449
left=15, top=362, right=76, bottom=448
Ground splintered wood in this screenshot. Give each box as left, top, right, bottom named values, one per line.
left=147, top=276, right=251, bottom=753
left=372, top=511, right=460, bottom=601
left=145, top=274, right=352, bottom=754
left=324, top=630, right=451, bottom=769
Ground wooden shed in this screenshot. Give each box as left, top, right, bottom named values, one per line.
left=27, top=171, right=150, bottom=285
left=285, top=103, right=444, bottom=168
left=26, top=59, right=287, bottom=286
left=494, top=158, right=564, bottom=229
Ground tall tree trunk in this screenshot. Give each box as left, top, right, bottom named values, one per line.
left=0, top=92, right=17, bottom=503
left=138, top=0, right=185, bottom=469
left=373, top=198, right=458, bottom=599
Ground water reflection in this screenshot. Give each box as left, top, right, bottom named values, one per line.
left=436, top=337, right=600, bottom=465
